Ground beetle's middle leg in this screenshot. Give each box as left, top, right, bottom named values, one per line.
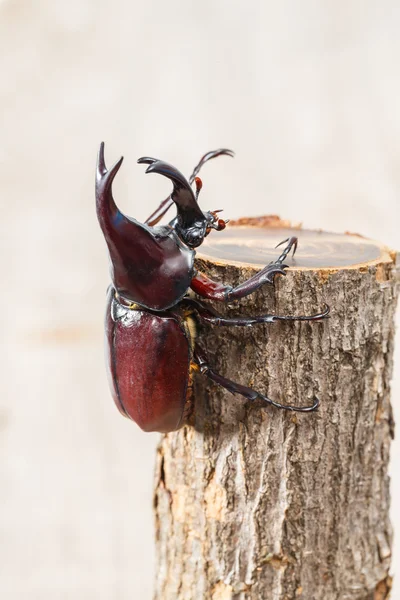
left=193, top=345, right=319, bottom=413
left=183, top=298, right=329, bottom=326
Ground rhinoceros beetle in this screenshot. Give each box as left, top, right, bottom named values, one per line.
left=96, top=142, right=329, bottom=432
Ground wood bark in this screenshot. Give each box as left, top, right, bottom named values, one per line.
left=154, top=223, right=398, bottom=600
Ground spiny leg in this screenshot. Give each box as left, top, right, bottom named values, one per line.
left=188, top=148, right=234, bottom=184
left=193, top=346, right=319, bottom=413
left=144, top=148, right=234, bottom=226
left=191, top=236, right=302, bottom=302
left=226, top=235, right=300, bottom=299
left=184, top=298, right=330, bottom=326
left=144, top=196, right=175, bottom=227
left=275, top=236, right=297, bottom=262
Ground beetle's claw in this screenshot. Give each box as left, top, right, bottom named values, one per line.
left=263, top=265, right=288, bottom=285
left=275, top=236, right=298, bottom=263
left=319, top=304, right=330, bottom=319
left=258, top=393, right=320, bottom=413
left=275, top=236, right=297, bottom=256
left=275, top=237, right=289, bottom=249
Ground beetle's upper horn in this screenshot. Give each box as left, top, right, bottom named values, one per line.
left=138, top=157, right=205, bottom=227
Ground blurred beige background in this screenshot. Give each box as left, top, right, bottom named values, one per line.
left=1, top=1, right=399, bottom=598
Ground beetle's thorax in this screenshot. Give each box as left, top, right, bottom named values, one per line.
left=110, top=226, right=196, bottom=311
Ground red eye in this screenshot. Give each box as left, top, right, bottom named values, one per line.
left=217, top=219, right=226, bottom=231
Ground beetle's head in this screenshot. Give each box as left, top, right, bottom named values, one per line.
left=138, top=158, right=229, bottom=249
left=204, top=209, right=229, bottom=235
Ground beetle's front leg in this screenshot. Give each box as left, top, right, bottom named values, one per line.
left=191, top=236, right=298, bottom=302
left=144, top=196, right=174, bottom=227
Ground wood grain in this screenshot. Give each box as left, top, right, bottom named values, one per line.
left=198, top=226, right=386, bottom=269
left=154, top=226, right=398, bottom=600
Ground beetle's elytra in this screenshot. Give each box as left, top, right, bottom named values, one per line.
left=96, top=143, right=329, bottom=432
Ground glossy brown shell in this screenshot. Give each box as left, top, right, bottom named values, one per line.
left=104, top=288, right=191, bottom=433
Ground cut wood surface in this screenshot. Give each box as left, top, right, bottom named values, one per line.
left=154, top=221, right=398, bottom=600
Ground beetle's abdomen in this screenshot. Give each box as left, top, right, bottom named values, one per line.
left=104, top=288, right=191, bottom=433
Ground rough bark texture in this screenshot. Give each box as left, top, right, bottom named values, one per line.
left=154, top=227, right=398, bottom=600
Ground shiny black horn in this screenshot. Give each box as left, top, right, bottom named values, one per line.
left=138, top=157, right=205, bottom=228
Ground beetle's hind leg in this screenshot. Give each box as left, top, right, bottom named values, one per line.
left=193, top=345, right=319, bottom=413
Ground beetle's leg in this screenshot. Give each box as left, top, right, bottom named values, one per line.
left=187, top=148, right=234, bottom=185
left=144, top=197, right=175, bottom=227
left=144, top=148, right=234, bottom=226
left=193, top=346, right=319, bottom=413
left=191, top=236, right=299, bottom=302
left=274, top=235, right=298, bottom=261
left=184, top=298, right=329, bottom=326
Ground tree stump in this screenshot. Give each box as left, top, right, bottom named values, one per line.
left=154, top=219, right=398, bottom=600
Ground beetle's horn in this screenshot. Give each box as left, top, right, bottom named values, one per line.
left=138, top=157, right=205, bottom=228
left=96, top=142, right=125, bottom=224
left=96, top=143, right=170, bottom=304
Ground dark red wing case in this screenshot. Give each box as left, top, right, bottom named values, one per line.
left=104, top=288, right=191, bottom=432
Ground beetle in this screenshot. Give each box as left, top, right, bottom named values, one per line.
left=96, top=142, right=329, bottom=432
